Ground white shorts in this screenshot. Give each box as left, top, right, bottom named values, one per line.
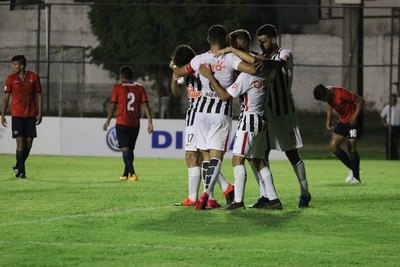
left=185, top=125, right=197, bottom=152
left=195, top=112, right=232, bottom=152
left=233, top=129, right=266, bottom=159
left=267, top=112, right=303, bottom=151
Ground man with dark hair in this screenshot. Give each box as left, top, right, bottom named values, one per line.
left=1, top=55, right=43, bottom=179
left=103, top=65, right=153, bottom=181
left=313, top=84, right=365, bottom=184
left=172, top=24, right=256, bottom=210
left=200, top=29, right=281, bottom=210
left=170, top=44, right=225, bottom=208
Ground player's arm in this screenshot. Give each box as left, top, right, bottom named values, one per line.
left=325, top=104, right=333, bottom=130
left=254, top=56, right=287, bottom=71
left=170, top=73, right=185, bottom=98
left=103, top=102, right=116, bottom=131
left=1, top=92, right=10, bottom=127
left=143, top=102, right=154, bottom=134
left=36, top=92, right=43, bottom=125
left=216, top=47, right=256, bottom=65
left=199, top=64, right=232, bottom=101
left=350, top=95, right=365, bottom=125
left=237, top=61, right=257, bottom=75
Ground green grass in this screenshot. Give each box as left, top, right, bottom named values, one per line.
left=1, top=154, right=399, bottom=266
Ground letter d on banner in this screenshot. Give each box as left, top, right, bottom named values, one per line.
left=152, top=131, right=172, bottom=148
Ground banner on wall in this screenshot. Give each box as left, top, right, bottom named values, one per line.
left=0, top=117, right=286, bottom=159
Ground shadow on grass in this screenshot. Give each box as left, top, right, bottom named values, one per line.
left=134, top=207, right=302, bottom=237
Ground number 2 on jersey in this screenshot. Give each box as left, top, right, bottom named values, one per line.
left=127, top=92, right=135, bottom=111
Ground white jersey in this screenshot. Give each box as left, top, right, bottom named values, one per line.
left=186, top=51, right=242, bottom=116
left=265, top=48, right=303, bottom=151
left=380, top=98, right=400, bottom=126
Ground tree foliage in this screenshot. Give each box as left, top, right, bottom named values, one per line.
left=88, top=0, right=253, bottom=81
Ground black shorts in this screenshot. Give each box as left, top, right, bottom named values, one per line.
left=333, top=121, right=360, bottom=139
left=11, top=117, right=37, bottom=138
left=115, top=124, right=140, bottom=149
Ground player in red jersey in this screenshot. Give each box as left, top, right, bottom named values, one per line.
left=103, top=65, right=153, bottom=181
left=1, top=55, right=43, bottom=179
left=313, top=84, right=365, bottom=184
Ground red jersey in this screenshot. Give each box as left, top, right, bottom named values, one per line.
left=4, top=70, right=42, bottom=117
left=329, top=86, right=357, bottom=124
left=110, top=81, right=148, bottom=127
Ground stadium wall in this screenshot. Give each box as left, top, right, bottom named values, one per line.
left=0, top=117, right=287, bottom=160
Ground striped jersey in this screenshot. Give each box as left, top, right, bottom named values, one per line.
left=177, top=74, right=202, bottom=127
left=265, top=48, right=296, bottom=117
left=185, top=51, right=242, bottom=116
left=227, top=72, right=267, bottom=133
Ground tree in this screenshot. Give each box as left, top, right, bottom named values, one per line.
left=88, top=0, right=252, bottom=117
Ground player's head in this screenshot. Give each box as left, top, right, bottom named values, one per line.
left=229, top=29, right=251, bottom=52
left=313, top=84, right=330, bottom=102
left=119, top=65, right=134, bottom=80
left=171, top=45, right=196, bottom=67
left=256, top=24, right=278, bottom=55
left=207, top=24, right=227, bottom=48
left=11, top=55, right=26, bottom=74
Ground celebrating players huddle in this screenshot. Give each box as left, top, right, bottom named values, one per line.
left=2, top=23, right=366, bottom=211
left=170, top=24, right=312, bottom=210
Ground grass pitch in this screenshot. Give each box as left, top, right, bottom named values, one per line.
left=0, top=154, right=399, bottom=266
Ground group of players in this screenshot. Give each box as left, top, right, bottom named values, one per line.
left=170, top=24, right=312, bottom=210
left=2, top=24, right=364, bottom=210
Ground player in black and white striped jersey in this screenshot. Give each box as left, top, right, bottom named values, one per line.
left=255, top=24, right=311, bottom=208
left=172, top=25, right=257, bottom=210
left=170, top=44, right=228, bottom=208
left=199, top=29, right=281, bottom=210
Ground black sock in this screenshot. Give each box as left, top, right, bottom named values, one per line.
left=122, top=151, right=134, bottom=176
left=350, top=151, right=360, bottom=181
left=333, top=148, right=352, bottom=169
left=16, top=150, right=25, bottom=175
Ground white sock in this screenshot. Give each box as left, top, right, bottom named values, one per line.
left=259, top=167, right=278, bottom=200
left=249, top=162, right=266, bottom=197
left=216, top=172, right=230, bottom=193
left=188, top=167, right=201, bottom=201
left=293, top=160, right=309, bottom=196
left=233, top=165, right=247, bottom=203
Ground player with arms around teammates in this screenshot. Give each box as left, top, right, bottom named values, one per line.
left=200, top=29, right=281, bottom=210
left=103, top=65, right=153, bottom=182
left=170, top=44, right=224, bottom=208
left=216, top=24, right=311, bottom=208
left=1, top=55, right=43, bottom=179
left=172, top=25, right=256, bottom=210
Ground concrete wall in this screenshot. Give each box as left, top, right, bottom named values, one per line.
left=0, top=1, right=398, bottom=115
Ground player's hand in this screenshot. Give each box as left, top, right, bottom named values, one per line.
left=147, top=122, right=154, bottom=134
left=103, top=121, right=110, bottom=131
left=325, top=122, right=333, bottom=131
left=214, top=47, right=231, bottom=57
left=1, top=116, right=7, bottom=127
left=253, top=56, right=265, bottom=71
left=199, top=64, right=213, bottom=79
left=36, top=114, right=43, bottom=125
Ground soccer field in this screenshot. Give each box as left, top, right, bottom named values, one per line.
left=0, top=154, right=399, bottom=266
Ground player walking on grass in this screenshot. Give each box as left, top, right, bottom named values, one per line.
left=313, top=84, right=365, bottom=184
left=1, top=55, right=43, bottom=179
left=170, top=44, right=223, bottom=208
left=172, top=25, right=256, bottom=210
left=200, top=29, right=280, bottom=210
left=103, top=65, right=153, bottom=181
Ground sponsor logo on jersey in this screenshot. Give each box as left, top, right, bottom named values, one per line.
left=106, top=126, right=120, bottom=152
